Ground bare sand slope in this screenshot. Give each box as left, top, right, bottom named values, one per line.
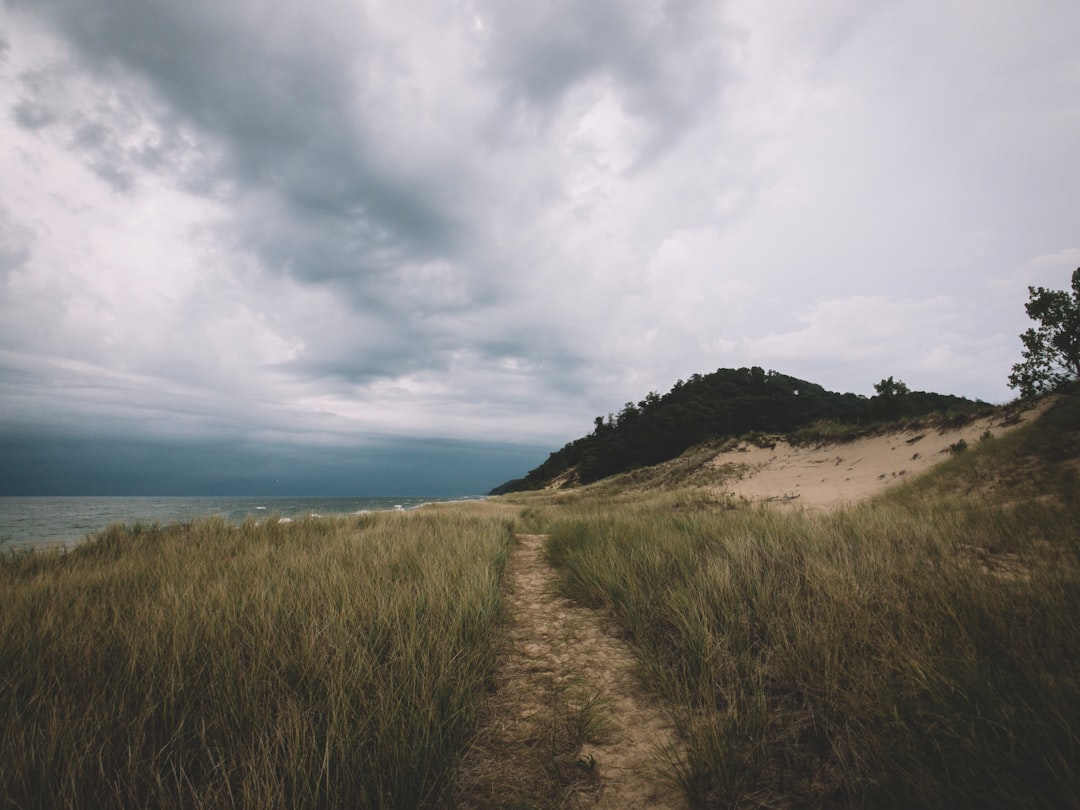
left=710, top=402, right=1046, bottom=510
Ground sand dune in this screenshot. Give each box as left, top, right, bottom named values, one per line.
left=710, top=401, right=1047, bottom=510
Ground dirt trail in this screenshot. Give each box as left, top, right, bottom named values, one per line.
left=455, top=533, right=686, bottom=809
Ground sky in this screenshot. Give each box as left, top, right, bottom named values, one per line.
left=1, top=0, right=1078, bottom=495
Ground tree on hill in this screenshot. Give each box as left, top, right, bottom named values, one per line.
left=1008, top=268, right=1080, bottom=397
left=871, top=376, right=911, bottom=419
left=873, top=376, right=910, bottom=398
left=491, top=367, right=986, bottom=494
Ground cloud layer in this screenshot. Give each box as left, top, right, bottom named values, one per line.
left=1, top=0, right=1078, bottom=492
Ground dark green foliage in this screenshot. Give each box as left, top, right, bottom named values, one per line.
left=873, top=375, right=910, bottom=398
left=488, top=477, right=531, bottom=496
left=1009, top=267, right=1080, bottom=397
left=493, top=367, right=988, bottom=493
left=872, top=375, right=912, bottom=419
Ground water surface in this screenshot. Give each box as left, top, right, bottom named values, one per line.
left=0, top=495, right=475, bottom=551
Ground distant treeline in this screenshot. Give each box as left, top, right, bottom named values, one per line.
left=492, top=367, right=988, bottom=493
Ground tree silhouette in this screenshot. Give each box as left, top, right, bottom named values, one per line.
left=1008, top=268, right=1080, bottom=397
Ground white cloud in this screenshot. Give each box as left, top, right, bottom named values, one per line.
left=745, top=294, right=1017, bottom=400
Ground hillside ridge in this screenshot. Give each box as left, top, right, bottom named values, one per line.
left=493, top=367, right=989, bottom=494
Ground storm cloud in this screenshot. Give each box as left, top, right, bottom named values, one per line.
left=1, top=0, right=1078, bottom=493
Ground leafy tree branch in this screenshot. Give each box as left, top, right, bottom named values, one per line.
left=1008, top=268, right=1080, bottom=397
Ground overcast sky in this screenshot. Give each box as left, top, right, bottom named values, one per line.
left=1, top=0, right=1078, bottom=495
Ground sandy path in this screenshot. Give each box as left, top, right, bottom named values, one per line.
left=455, top=533, right=686, bottom=809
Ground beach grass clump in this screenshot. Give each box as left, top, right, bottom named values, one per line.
left=544, top=490, right=1079, bottom=808
left=0, top=509, right=511, bottom=809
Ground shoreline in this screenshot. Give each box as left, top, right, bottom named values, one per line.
left=0, top=494, right=484, bottom=551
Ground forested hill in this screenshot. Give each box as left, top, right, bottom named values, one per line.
left=492, top=367, right=989, bottom=494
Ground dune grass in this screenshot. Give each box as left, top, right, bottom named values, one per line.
left=531, top=396, right=1080, bottom=808
left=4, top=398, right=1077, bottom=808
left=0, top=509, right=512, bottom=809
left=543, top=502, right=1078, bottom=807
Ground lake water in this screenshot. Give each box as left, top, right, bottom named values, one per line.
left=0, top=495, right=479, bottom=551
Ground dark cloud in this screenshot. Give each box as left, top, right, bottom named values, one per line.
left=0, top=428, right=548, bottom=496
left=13, top=0, right=465, bottom=265
left=1, top=1, right=477, bottom=349
left=12, top=97, right=54, bottom=129
left=11, top=66, right=61, bottom=130
left=0, top=205, right=32, bottom=274
left=9, top=58, right=215, bottom=194
left=478, top=0, right=733, bottom=165
left=5, top=0, right=734, bottom=408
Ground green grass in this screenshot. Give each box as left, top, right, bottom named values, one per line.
left=0, top=509, right=512, bottom=809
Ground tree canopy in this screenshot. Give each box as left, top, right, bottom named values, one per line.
left=1008, top=268, right=1080, bottom=398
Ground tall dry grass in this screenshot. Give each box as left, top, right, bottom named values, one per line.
left=538, top=399, right=1080, bottom=808
left=0, top=509, right=511, bottom=809
left=545, top=501, right=1078, bottom=807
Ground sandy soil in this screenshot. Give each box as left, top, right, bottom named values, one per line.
left=710, top=403, right=1045, bottom=510
left=455, top=533, right=685, bottom=809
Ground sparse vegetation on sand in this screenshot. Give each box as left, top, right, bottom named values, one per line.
left=506, top=394, right=1080, bottom=808
left=0, top=508, right=512, bottom=808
